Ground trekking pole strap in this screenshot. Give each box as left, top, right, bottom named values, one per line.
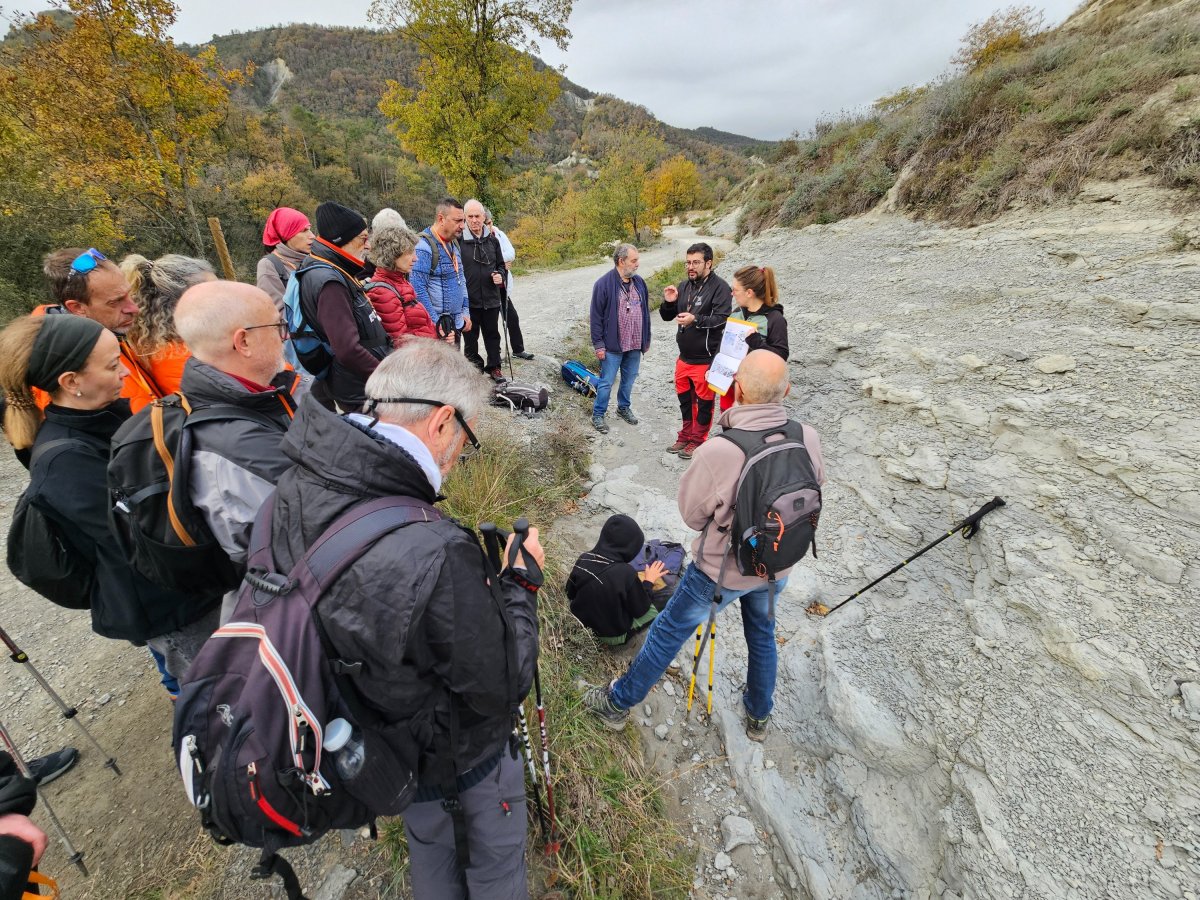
left=252, top=851, right=308, bottom=900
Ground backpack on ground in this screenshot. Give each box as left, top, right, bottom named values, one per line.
left=7, top=439, right=94, bottom=610
left=714, top=422, right=821, bottom=617
left=282, top=263, right=337, bottom=379
left=491, top=380, right=550, bottom=413
left=107, top=393, right=276, bottom=599
left=561, top=360, right=599, bottom=398
left=632, top=539, right=687, bottom=611
left=173, top=495, right=444, bottom=900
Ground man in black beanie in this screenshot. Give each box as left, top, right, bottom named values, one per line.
left=292, top=201, right=391, bottom=410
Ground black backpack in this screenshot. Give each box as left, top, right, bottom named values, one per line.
left=173, top=495, right=444, bottom=899
left=715, top=422, right=821, bottom=616
left=107, top=393, right=276, bottom=598
left=7, top=439, right=94, bottom=610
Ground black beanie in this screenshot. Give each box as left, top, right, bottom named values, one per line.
left=315, top=202, right=367, bottom=247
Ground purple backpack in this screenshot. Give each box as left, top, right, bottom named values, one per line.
left=173, top=495, right=442, bottom=899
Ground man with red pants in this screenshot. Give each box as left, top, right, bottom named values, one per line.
left=659, top=243, right=732, bottom=459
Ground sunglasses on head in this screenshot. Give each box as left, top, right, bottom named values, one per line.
left=69, top=248, right=107, bottom=278
left=362, top=397, right=481, bottom=449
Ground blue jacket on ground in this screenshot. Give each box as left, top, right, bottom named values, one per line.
left=411, top=229, right=469, bottom=329
left=589, top=267, right=651, bottom=354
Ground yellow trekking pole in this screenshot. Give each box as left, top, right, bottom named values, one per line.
left=685, top=624, right=704, bottom=712
left=706, top=619, right=716, bottom=715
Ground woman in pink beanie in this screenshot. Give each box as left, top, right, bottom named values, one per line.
left=256, top=207, right=314, bottom=311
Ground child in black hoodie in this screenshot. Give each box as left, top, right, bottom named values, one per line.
left=567, top=514, right=668, bottom=647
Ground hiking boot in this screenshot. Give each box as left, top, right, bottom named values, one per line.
left=666, top=440, right=688, bottom=454
left=513, top=351, right=535, bottom=360
left=581, top=681, right=629, bottom=731
left=592, top=416, right=609, bottom=434
left=487, top=367, right=505, bottom=382
left=26, top=747, right=79, bottom=786
left=745, top=713, right=770, bottom=742
left=678, top=443, right=699, bottom=460
left=617, top=407, right=638, bottom=425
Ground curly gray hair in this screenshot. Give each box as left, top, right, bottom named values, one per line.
left=368, top=225, right=420, bottom=270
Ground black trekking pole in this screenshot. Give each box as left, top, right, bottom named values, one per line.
left=499, top=285, right=514, bottom=382
left=0, top=626, right=121, bottom=776
left=0, top=717, right=88, bottom=875
left=808, top=497, right=1006, bottom=618
left=479, top=522, right=550, bottom=848
left=508, top=518, right=561, bottom=855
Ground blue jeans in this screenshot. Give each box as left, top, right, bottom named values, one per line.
left=610, top=563, right=788, bottom=720
left=592, top=349, right=642, bottom=418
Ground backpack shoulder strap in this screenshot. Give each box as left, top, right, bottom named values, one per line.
left=299, top=496, right=443, bottom=592
left=420, top=229, right=441, bottom=276
left=184, top=403, right=280, bottom=433
left=29, top=437, right=83, bottom=468
left=269, top=253, right=290, bottom=283
left=363, top=280, right=403, bottom=302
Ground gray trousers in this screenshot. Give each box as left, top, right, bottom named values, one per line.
left=146, top=607, right=221, bottom=683
left=402, top=746, right=529, bottom=899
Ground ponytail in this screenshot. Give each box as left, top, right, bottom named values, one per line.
left=732, top=264, right=779, bottom=307
left=0, top=316, right=48, bottom=450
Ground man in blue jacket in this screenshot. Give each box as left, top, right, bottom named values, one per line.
left=589, top=244, right=650, bottom=434
left=411, top=198, right=470, bottom=341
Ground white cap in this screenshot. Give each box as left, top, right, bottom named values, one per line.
left=323, top=718, right=352, bottom=752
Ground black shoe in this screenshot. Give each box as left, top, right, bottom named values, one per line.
left=513, top=351, right=535, bottom=360
left=592, top=416, right=609, bottom=434
left=617, top=407, right=638, bottom=425
left=580, top=681, right=629, bottom=731
left=26, top=747, right=79, bottom=786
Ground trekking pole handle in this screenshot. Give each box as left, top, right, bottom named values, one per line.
left=958, top=496, right=1005, bottom=539
left=509, top=517, right=544, bottom=584
left=479, top=522, right=504, bottom=573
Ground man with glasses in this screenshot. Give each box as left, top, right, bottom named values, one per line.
left=460, top=198, right=509, bottom=380
left=659, top=242, right=732, bottom=459
left=484, top=208, right=534, bottom=361
left=133, top=281, right=305, bottom=673
left=268, top=339, right=543, bottom=896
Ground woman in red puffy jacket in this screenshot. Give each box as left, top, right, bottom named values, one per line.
left=364, top=224, right=438, bottom=345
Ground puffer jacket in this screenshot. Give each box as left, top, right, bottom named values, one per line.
left=364, top=268, right=437, bottom=344
left=268, top=396, right=539, bottom=779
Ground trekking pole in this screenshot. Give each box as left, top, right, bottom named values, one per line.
left=499, top=286, right=514, bottom=382
left=706, top=619, right=716, bottom=716
left=479, top=523, right=549, bottom=845
left=808, top=497, right=1007, bottom=618
left=685, top=625, right=703, bottom=713
left=686, top=602, right=719, bottom=721
left=0, top=717, right=88, bottom=875
left=509, top=518, right=560, bottom=854
left=0, top=626, right=121, bottom=777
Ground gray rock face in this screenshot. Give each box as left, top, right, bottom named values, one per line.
left=708, top=178, right=1200, bottom=900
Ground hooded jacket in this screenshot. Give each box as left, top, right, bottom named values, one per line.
left=180, top=358, right=302, bottom=620
left=29, top=401, right=201, bottom=641
left=740, top=303, right=789, bottom=360
left=459, top=226, right=506, bottom=310
left=566, top=514, right=655, bottom=643
left=659, top=273, right=733, bottom=364
left=268, top=396, right=539, bottom=777
left=679, top=403, right=824, bottom=591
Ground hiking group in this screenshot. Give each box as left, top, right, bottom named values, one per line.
left=0, top=198, right=823, bottom=899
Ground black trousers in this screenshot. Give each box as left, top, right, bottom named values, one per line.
left=463, top=305, right=502, bottom=370
left=502, top=296, right=525, bottom=354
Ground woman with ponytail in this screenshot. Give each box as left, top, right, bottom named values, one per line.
left=0, top=314, right=196, bottom=645
left=721, top=264, right=789, bottom=411
left=120, top=253, right=216, bottom=412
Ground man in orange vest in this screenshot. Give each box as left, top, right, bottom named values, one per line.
left=35, top=248, right=161, bottom=409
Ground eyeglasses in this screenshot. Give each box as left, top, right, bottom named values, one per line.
left=471, top=242, right=494, bottom=267
left=362, top=396, right=481, bottom=449
left=69, top=248, right=108, bottom=278
left=244, top=319, right=289, bottom=340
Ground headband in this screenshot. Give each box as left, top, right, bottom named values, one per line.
left=27, top=315, right=105, bottom=392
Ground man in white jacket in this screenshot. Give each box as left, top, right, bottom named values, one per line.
left=485, top=208, right=534, bottom=360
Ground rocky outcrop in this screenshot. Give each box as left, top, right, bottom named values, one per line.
left=702, top=177, right=1199, bottom=899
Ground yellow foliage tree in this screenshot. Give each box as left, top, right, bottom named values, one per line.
left=0, top=0, right=245, bottom=254
left=371, top=0, right=572, bottom=205
left=644, top=154, right=701, bottom=218
left=953, top=5, right=1045, bottom=72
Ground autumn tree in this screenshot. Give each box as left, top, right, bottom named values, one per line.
left=583, top=130, right=668, bottom=244
left=644, top=154, right=701, bottom=218
left=370, top=0, right=572, bottom=204
left=0, top=0, right=244, bottom=254
left=953, top=5, right=1045, bottom=72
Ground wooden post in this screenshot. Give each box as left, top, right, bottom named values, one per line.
left=207, top=216, right=237, bottom=280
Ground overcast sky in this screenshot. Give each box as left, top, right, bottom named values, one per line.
left=21, top=1, right=1083, bottom=140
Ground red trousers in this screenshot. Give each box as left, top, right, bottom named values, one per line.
left=675, top=360, right=716, bottom=445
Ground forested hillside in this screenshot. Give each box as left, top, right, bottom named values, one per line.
left=0, top=10, right=767, bottom=316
